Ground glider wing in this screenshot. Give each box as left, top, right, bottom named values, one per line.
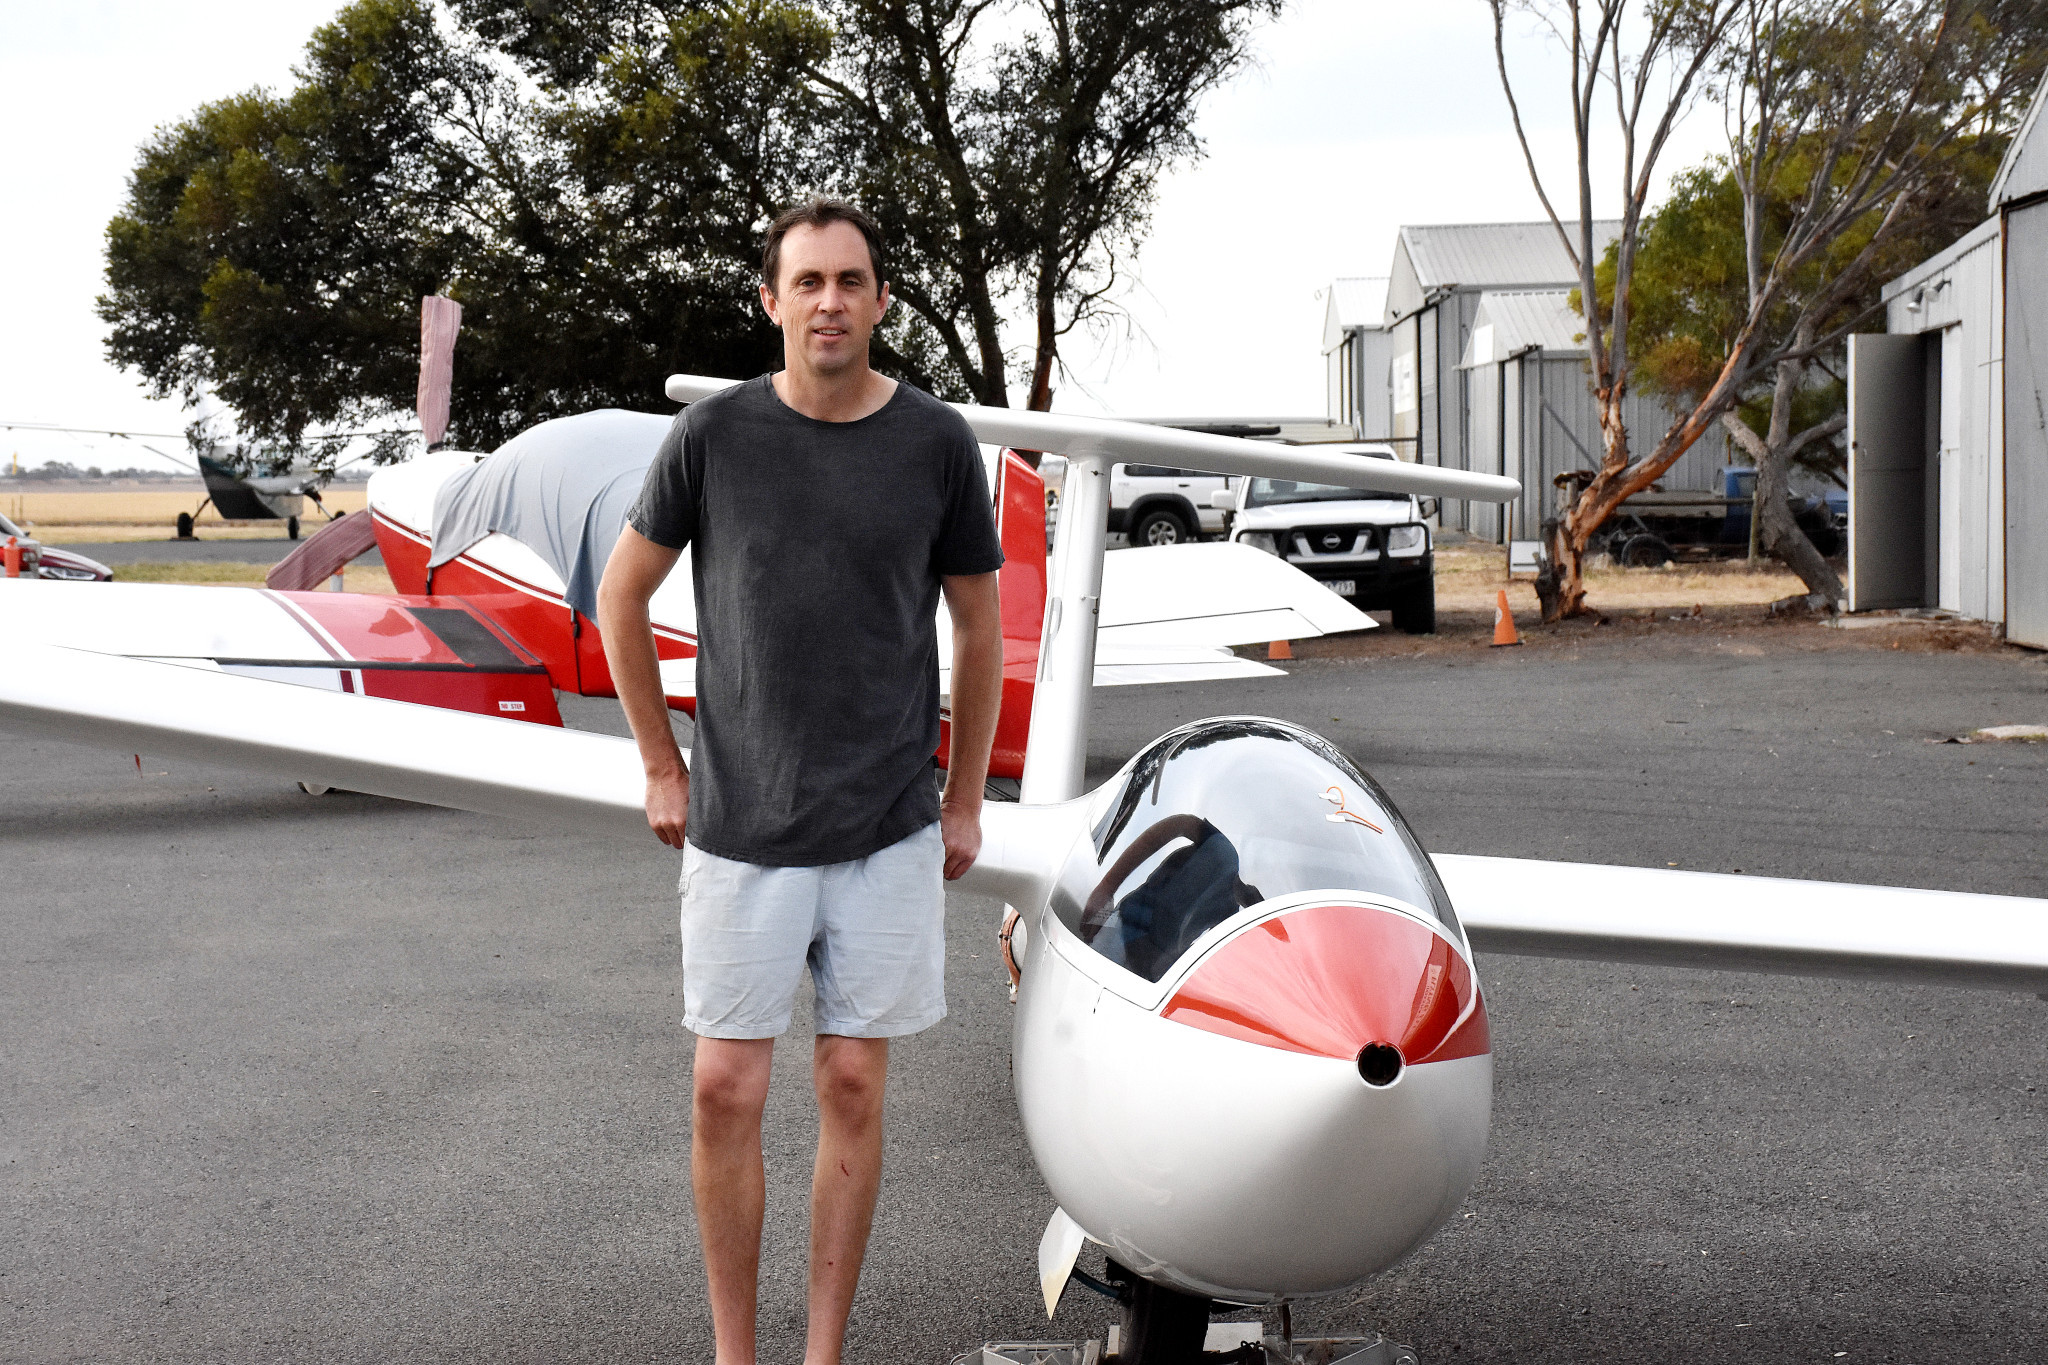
left=1435, top=853, right=2048, bottom=993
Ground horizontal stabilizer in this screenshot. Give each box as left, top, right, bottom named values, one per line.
left=1098, top=542, right=1372, bottom=648
left=667, top=374, right=1520, bottom=504
left=937, top=643, right=1282, bottom=697
left=1436, top=854, right=2048, bottom=993
left=1087, top=642, right=1284, bottom=687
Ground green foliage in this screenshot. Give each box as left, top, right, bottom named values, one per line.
left=100, top=0, right=1279, bottom=466
left=1591, top=0, right=2047, bottom=477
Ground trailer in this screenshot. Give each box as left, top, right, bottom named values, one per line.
left=1577, top=467, right=1846, bottom=566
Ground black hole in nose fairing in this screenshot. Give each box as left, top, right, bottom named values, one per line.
left=1357, top=1042, right=1404, bottom=1087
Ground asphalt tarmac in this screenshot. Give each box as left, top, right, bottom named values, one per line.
left=6, top=629, right=2046, bottom=1363
left=62, top=538, right=386, bottom=567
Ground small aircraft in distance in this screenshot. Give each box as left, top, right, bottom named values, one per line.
left=4, top=380, right=2046, bottom=1365
left=176, top=453, right=335, bottom=541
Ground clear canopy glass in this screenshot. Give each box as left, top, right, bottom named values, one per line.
left=1049, top=719, right=1460, bottom=983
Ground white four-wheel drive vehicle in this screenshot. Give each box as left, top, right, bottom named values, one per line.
left=1216, top=445, right=1437, bottom=634
left=1106, top=464, right=1229, bottom=546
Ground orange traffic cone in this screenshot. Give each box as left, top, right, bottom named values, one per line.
left=1267, top=638, right=1293, bottom=661
left=1491, top=589, right=1522, bottom=647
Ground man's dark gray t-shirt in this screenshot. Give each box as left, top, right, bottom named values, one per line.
left=628, top=375, right=1004, bottom=867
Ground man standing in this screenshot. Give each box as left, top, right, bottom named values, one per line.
left=596, top=198, right=1006, bottom=1365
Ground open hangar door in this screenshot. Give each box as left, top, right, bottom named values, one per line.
left=2007, top=197, right=2048, bottom=649
left=1847, top=333, right=1944, bottom=611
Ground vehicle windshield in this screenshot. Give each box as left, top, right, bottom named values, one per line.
left=0, top=512, right=21, bottom=537
left=1049, top=719, right=1461, bottom=984
left=1243, top=477, right=1404, bottom=508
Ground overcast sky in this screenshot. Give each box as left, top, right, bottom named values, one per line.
left=0, top=0, right=1728, bottom=471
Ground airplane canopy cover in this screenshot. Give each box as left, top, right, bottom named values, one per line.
left=428, top=408, right=673, bottom=617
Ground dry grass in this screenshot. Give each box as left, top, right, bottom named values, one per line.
left=3, top=487, right=368, bottom=532
left=38, top=524, right=348, bottom=544
left=1433, top=543, right=1809, bottom=614
left=112, top=562, right=397, bottom=594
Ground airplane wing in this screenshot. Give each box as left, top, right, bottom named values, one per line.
left=3, top=642, right=644, bottom=837
left=1434, top=854, right=2048, bottom=994
left=0, top=641, right=1065, bottom=909
left=0, top=580, right=565, bottom=723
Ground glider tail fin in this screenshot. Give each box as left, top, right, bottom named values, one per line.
left=989, top=451, right=1048, bottom=780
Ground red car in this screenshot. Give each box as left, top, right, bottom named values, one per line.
left=0, top=512, right=113, bottom=581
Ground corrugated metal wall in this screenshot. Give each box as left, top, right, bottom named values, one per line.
left=1393, top=290, right=1717, bottom=544
left=1463, top=354, right=1714, bottom=545
left=1881, top=223, right=2005, bottom=623
left=2005, top=201, right=2048, bottom=647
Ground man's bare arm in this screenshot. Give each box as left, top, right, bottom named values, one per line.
left=596, top=526, right=688, bottom=848
left=938, top=570, right=1003, bottom=881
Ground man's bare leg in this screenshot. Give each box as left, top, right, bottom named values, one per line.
left=694, top=1036, right=776, bottom=1365
left=804, top=1034, right=890, bottom=1365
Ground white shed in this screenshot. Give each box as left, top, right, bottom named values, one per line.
left=1859, top=68, right=2048, bottom=646
left=1322, top=277, right=1392, bottom=444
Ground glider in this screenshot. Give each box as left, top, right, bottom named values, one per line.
left=3, top=381, right=2044, bottom=1365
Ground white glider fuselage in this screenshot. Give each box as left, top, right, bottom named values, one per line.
left=1005, top=719, right=1491, bottom=1304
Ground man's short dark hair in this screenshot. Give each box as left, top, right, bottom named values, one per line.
left=761, top=197, right=888, bottom=296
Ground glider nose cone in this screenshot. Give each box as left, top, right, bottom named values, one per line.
left=1015, top=900, right=1492, bottom=1304
left=1162, top=901, right=1490, bottom=1072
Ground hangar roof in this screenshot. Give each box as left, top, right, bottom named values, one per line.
left=1385, top=220, right=1619, bottom=323
left=1322, top=277, right=1389, bottom=351
left=1455, top=290, right=1586, bottom=368
left=1990, top=67, right=2048, bottom=208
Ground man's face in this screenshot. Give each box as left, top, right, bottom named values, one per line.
left=761, top=221, right=890, bottom=375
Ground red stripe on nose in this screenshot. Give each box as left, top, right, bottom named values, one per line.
left=1161, top=903, right=1489, bottom=1065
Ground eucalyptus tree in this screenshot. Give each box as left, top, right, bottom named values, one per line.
left=100, top=0, right=1283, bottom=469
left=1487, top=0, right=2034, bottom=619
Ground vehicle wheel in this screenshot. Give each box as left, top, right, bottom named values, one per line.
left=1132, top=507, right=1193, bottom=547
left=1119, top=1274, right=1212, bottom=1365
left=1619, top=533, right=1672, bottom=568
left=287, top=516, right=300, bottom=540
left=1390, top=579, right=1436, bottom=635
left=175, top=511, right=194, bottom=540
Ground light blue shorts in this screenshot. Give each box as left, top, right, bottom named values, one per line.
left=678, top=823, right=947, bottom=1040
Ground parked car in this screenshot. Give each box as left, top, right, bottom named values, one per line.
left=0, top=510, right=43, bottom=578
left=0, top=511, right=113, bottom=581
left=34, top=544, right=114, bottom=581
left=1219, top=446, right=1437, bottom=633
left=1108, top=464, right=1230, bottom=545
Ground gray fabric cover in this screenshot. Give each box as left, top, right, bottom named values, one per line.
left=428, top=409, right=674, bottom=618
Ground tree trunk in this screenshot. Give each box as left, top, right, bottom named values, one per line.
left=1540, top=384, right=1634, bottom=622
left=1755, top=451, right=1844, bottom=607
left=1721, top=404, right=1845, bottom=609
left=1026, top=286, right=1057, bottom=412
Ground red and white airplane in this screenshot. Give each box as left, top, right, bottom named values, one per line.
left=4, top=379, right=2045, bottom=1364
